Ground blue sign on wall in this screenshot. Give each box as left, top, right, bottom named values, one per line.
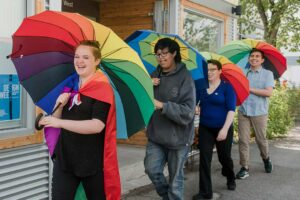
left=0, top=74, right=21, bottom=121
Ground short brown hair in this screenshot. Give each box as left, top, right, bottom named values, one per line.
left=77, top=40, right=101, bottom=60
left=207, top=59, right=222, bottom=70
left=249, top=48, right=264, bottom=59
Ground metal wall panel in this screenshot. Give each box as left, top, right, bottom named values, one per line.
left=0, top=144, right=49, bottom=200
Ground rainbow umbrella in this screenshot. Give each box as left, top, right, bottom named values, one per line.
left=126, top=30, right=208, bottom=91
left=9, top=10, right=154, bottom=200
left=201, top=52, right=249, bottom=106
left=217, top=38, right=286, bottom=79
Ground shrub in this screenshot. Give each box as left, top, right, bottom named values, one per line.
left=267, top=86, right=294, bottom=138
left=234, top=86, right=300, bottom=140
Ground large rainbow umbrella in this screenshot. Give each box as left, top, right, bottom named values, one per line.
left=217, top=38, right=286, bottom=79
left=9, top=11, right=154, bottom=200
left=201, top=52, right=249, bottom=106
left=9, top=11, right=154, bottom=139
left=126, top=30, right=208, bottom=91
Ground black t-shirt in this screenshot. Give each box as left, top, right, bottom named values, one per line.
left=54, top=94, right=110, bottom=177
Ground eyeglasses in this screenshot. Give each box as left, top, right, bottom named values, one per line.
left=208, top=68, right=219, bottom=72
left=155, top=51, right=170, bottom=58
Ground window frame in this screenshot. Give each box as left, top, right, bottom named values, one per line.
left=183, top=8, right=225, bottom=51
left=180, top=0, right=228, bottom=49
left=0, top=0, right=43, bottom=150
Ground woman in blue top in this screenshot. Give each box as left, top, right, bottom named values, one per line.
left=193, top=59, right=236, bottom=200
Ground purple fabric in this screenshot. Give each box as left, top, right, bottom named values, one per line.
left=44, top=86, right=79, bottom=155
left=44, top=127, right=61, bottom=156
left=12, top=52, right=73, bottom=81
left=62, top=86, right=80, bottom=109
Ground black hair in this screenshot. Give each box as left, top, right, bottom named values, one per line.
left=249, top=48, right=265, bottom=59
left=207, top=59, right=222, bottom=70
left=154, top=38, right=181, bottom=63
left=77, top=40, right=101, bottom=59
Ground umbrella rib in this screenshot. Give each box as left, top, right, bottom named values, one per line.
left=70, top=13, right=95, bottom=40
left=27, top=18, right=81, bottom=44
left=102, top=46, right=130, bottom=58
left=99, top=29, right=112, bottom=53
left=100, top=64, right=149, bottom=92
left=139, top=41, right=155, bottom=47
left=56, top=12, right=89, bottom=40
left=11, top=35, right=75, bottom=57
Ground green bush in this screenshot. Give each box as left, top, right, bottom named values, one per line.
left=267, top=86, right=294, bottom=138
left=234, top=86, right=300, bottom=140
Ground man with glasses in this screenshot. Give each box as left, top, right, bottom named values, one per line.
left=144, top=38, right=196, bottom=200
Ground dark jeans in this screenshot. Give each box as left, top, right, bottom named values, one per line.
left=198, top=124, right=235, bottom=198
left=52, top=160, right=105, bottom=200
left=144, top=141, right=190, bottom=200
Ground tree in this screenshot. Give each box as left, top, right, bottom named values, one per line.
left=239, top=0, right=300, bottom=52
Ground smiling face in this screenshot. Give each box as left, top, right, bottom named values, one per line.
left=155, top=48, right=177, bottom=72
left=249, top=51, right=264, bottom=69
left=74, top=45, right=100, bottom=78
left=207, top=63, right=222, bottom=82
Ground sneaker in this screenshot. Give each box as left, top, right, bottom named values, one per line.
left=236, top=167, right=249, bottom=179
left=227, top=179, right=236, bottom=190
left=263, top=157, right=273, bottom=173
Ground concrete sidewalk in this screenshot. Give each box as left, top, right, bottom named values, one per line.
left=118, top=121, right=300, bottom=200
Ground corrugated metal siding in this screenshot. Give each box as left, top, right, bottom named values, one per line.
left=0, top=144, right=49, bottom=200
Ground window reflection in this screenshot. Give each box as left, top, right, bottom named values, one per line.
left=183, top=10, right=223, bottom=52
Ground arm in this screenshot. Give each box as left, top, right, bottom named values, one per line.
left=160, top=76, right=196, bottom=126
left=40, top=98, right=110, bottom=134
left=40, top=117, right=105, bottom=134
left=217, top=83, right=236, bottom=141
left=51, top=93, right=71, bottom=118
left=250, top=70, right=274, bottom=97
left=216, top=111, right=235, bottom=141
left=250, top=86, right=273, bottom=97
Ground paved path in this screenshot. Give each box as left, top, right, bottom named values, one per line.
left=120, top=122, right=300, bottom=200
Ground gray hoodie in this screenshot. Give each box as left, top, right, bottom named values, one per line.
left=146, top=63, right=196, bottom=149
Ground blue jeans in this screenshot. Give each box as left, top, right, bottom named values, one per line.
left=144, top=141, right=190, bottom=200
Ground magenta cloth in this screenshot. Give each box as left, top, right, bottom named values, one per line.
left=44, top=87, right=78, bottom=156
left=44, top=127, right=61, bottom=156
left=62, top=86, right=80, bottom=109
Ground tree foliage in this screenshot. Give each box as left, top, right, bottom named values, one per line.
left=239, top=0, right=300, bottom=51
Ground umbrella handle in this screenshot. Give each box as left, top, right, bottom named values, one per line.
left=35, top=102, right=62, bottom=130
left=35, top=113, right=44, bottom=130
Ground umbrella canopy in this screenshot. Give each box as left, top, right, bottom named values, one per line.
left=201, top=52, right=250, bottom=106
left=216, top=38, right=286, bottom=79
left=126, top=30, right=208, bottom=91
left=10, top=11, right=154, bottom=139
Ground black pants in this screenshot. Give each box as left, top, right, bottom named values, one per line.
left=198, top=124, right=235, bottom=198
left=52, top=160, right=106, bottom=200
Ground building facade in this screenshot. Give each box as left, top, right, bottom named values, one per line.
left=0, top=0, right=239, bottom=198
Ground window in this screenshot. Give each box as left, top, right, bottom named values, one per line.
left=0, top=1, right=36, bottom=141
left=183, top=9, right=224, bottom=52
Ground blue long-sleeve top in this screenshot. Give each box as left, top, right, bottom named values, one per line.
left=197, top=80, right=236, bottom=128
